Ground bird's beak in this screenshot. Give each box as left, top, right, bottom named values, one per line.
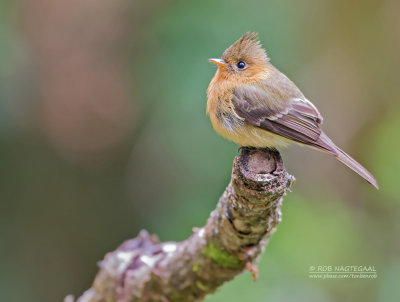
left=208, top=58, right=227, bottom=67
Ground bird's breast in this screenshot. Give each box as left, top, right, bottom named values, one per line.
left=206, top=73, right=289, bottom=148
left=208, top=92, right=243, bottom=136
left=208, top=96, right=288, bottom=148
left=215, top=108, right=244, bottom=131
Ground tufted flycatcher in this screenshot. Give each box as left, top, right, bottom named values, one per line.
left=207, top=32, right=378, bottom=189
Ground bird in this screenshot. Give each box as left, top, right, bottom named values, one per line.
left=207, top=32, right=378, bottom=189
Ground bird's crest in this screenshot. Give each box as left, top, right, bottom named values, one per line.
left=222, top=32, right=268, bottom=64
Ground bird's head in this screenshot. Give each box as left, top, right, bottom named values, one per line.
left=209, top=32, right=270, bottom=82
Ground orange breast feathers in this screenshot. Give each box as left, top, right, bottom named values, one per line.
left=206, top=72, right=289, bottom=148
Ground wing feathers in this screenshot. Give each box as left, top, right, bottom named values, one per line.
left=231, top=83, right=378, bottom=188
left=232, top=85, right=322, bottom=146
left=292, top=101, right=323, bottom=123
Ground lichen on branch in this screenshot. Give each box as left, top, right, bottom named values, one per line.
left=69, top=148, right=294, bottom=302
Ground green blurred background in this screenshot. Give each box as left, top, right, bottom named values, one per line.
left=0, top=0, right=399, bottom=301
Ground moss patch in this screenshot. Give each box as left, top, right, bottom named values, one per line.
left=202, top=242, right=241, bottom=268
left=192, top=263, right=200, bottom=272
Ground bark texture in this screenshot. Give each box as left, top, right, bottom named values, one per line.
left=69, top=148, right=294, bottom=302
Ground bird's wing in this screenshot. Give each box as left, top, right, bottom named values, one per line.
left=232, top=84, right=331, bottom=150
left=232, top=82, right=378, bottom=189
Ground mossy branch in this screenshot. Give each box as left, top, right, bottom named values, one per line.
left=68, top=148, right=294, bottom=302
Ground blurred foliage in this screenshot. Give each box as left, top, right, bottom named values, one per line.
left=0, top=0, right=399, bottom=301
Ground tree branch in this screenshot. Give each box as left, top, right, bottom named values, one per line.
left=68, top=148, right=294, bottom=302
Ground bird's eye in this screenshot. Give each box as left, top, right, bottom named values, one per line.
left=237, top=61, right=246, bottom=69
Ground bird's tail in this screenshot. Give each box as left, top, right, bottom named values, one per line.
left=316, top=132, right=378, bottom=189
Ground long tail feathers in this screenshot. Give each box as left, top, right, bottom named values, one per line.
left=317, top=132, right=379, bottom=189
